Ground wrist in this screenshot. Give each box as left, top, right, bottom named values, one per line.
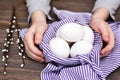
left=89, top=17, right=106, bottom=29
left=90, top=17, right=104, bottom=23
left=31, top=10, right=47, bottom=24
left=91, top=7, right=109, bottom=21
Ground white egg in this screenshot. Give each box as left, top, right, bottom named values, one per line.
left=59, top=23, right=84, bottom=42
left=49, top=38, right=70, bottom=58
left=83, top=26, right=94, bottom=44
left=70, top=40, right=93, bottom=58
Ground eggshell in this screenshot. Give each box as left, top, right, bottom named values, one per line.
left=56, top=28, right=74, bottom=45
left=70, top=40, right=93, bottom=57
left=83, top=26, right=94, bottom=44
left=49, top=38, right=70, bottom=58
left=59, top=23, right=84, bottom=42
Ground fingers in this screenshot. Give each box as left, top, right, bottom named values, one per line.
left=100, top=22, right=109, bottom=42
left=89, top=18, right=115, bottom=57
left=23, top=27, right=45, bottom=62
left=24, top=32, right=43, bottom=57
left=22, top=10, right=47, bottom=62
left=24, top=42, right=45, bottom=62
left=35, top=24, right=47, bottom=44
left=100, top=24, right=115, bottom=57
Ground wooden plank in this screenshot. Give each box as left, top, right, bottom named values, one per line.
left=0, top=67, right=41, bottom=80
left=0, top=0, right=12, bottom=10
left=0, top=10, right=13, bottom=26
left=15, top=10, right=29, bottom=28
left=0, top=29, right=46, bottom=80
left=0, top=0, right=120, bottom=80
left=0, top=0, right=13, bottom=26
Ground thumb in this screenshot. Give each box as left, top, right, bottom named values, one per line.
left=100, top=23, right=109, bottom=42
left=35, top=28, right=43, bottom=44
left=35, top=25, right=47, bottom=44
left=102, top=32, right=109, bottom=42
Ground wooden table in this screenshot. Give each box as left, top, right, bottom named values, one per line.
left=0, top=0, right=120, bottom=80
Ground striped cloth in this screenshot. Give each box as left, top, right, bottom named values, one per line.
left=20, top=8, right=120, bottom=80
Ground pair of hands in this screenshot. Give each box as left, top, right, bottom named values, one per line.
left=23, top=9, right=115, bottom=63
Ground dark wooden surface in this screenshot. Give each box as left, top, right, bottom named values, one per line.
left=0, top=0, right=120, bottom=80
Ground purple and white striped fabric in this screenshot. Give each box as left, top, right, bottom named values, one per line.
left=20, top=9, right=120, bottom=80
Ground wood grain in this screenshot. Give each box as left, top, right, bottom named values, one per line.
left=0, top=0, right=120, bottom=80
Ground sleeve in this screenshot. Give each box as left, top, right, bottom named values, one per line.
left=26, top=0, right=52, bottom=22
left=92, top=0, right=120, bottom=20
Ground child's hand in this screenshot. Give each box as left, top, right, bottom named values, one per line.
left=89, top=18, right=115, bottom=57
left=23, top=10, right=47, bottom=62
